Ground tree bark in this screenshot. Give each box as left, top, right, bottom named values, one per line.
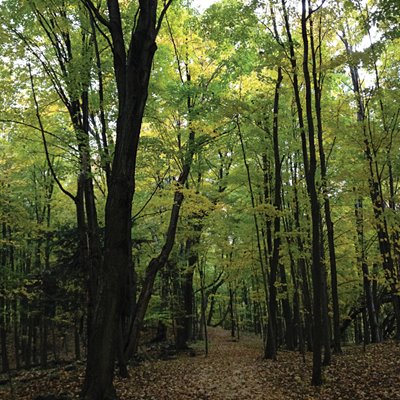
left=265, top=66, right=283, bottom=360
left=301, top=1, right=323, bottom=385
left=310, top=16, right=341, bottom=355
left=82, top=1, right=171, bottom=398
left=342, top=34, right=400, bottom=342
left=355, top=197, right=381, bottom=343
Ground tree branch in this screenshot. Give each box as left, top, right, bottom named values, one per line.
left=156, top=0, right=174, bottom=35
left=0, top=119, right=78, bottom=153
left=132, top=167, right=171, bottom=222
left=82, top=0, right=111, bottom=29
left=28, top=63, right=76, bottom=203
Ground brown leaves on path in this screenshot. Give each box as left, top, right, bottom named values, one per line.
left=120, top=328, right=282, bottom=400
left=1, top=327, right=400, bottom=399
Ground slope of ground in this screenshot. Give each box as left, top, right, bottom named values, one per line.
left=0, top=327, right=399, bottom=399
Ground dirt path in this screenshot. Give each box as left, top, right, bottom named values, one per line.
left=1, top=327, right=400, bottom=399
left=103, top=327, right=400, bottom=400
left=121, top=328, right=282, bottom=400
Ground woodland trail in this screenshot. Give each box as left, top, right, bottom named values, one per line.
left=113, top=327, right=400, bottom=400
left=121, top=327, right=283, bottom=400
left=1, top=327, right=400, bottom=399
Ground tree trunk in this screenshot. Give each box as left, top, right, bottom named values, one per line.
left=199, top=262, right=209, bottom=355
left=310, top=20, right=341, bottom=354
left=265, top=66, right=283, bottom=360
left=288, top=246, right=305, bottom=360
left=290, top=160, right=313, bottom=351
left=13, top=300, right=20, bottom=370
left=175, top=236, right=198, bottom=349
left=279, top=264, right=294, bottom=350
left=355, top=197, right=381, bottom=343
left=229, top=287, right=236, bottom=338
left=343, top=35, right=400, bottom=342
left=82, top=1, right=166, bottom=397
left=124, top=141, right=196, bottom=359
left=301, top=1, right=323, bottom=385
left=0, top=300, right=9, bottom=373
left=282, top=0, right=314, bottom=354
left=237, top=115, right=269, bottom=347
left=1, top=223, right=9, bottom=373
left=154, top=269, right=169, bottom=343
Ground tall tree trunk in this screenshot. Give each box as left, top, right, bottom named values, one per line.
left=0, top=301, right=9, bottom=373
left=320, top=237, right=331, bottom=366
left=199, top=262, right=209, bottom=355
left=310, top=16, right=341, bottom=355
left=279, top=263, right=294, bottom=350
left=355, top=197, right=381, bottom=342
left=124, top=82, right=196, bottom=363
left=290, top=159, right=313, bottom=351
left=301, top=1, right=323, bottom=385
left=0, top=223, right=9, bottom=373
left=154, top=269, right=169, bottom=343
left=288, top=244, right=305, bottom=360
left=175, top=235, right=198, bottom=349
left=342, top=35, right=400, bottom=342
left=237, top=115, right=269, bottom=349
left=229, top=286, right=236, bottom=338
left=282, top=0, right=314, bottom=353
left=82, top=1, right=172, bottom=398
left=265, top=66, right=283, bottom=359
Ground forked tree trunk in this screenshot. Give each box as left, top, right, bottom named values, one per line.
left=82, top=1, right=172, bottom=398
left=124, top=93, right=196, bottom=363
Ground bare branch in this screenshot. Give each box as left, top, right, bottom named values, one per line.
left=28, top=63, right=76, bottom=203
left=82, top=0, right=111, bottom=29
left=86, top=3, right=114, bottom=50
left=132, top=167, right=171, bottom=222
left=309, top=0, right=326, bottom=17
left=156, top=0, right=174, bottom=35
left=0, top=119, right=78, bottom=153
left=166, top=14, right=184, bottom=83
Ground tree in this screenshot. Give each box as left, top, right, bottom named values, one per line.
left=81, top=1, right=173, bottom=398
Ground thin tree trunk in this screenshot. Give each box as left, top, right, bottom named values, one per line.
left=0, top=223, right=9, bottom=373
left=290, top=159, right=313, bottom=351
left=0, top=300, right=9, bottom=373
left=355, top=196, right=381, bottom=342
left=265, top=66, right=284, bottom=359
left=279, top=264, right=295, bottom=350
left=310, top=16, right=341, bottom=355
left=301, top=1, right=323, bottom=385
left=342, top=34, right=400, bottom=342
left=236, top=115, right=269, bottom=350
left=199, top=262, right=208, bottom=355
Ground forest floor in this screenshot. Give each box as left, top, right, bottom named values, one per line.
left=1, top=327, right=400, bottom=399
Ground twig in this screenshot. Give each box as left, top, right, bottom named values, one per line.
left=28, top=63, right=76, bottom=203
left=156, top=0, right=174, bottom=35
left=132, top=167, right=171, bottom=221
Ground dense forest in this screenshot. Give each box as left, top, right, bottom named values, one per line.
left=0, top=0, right=399, bottom=399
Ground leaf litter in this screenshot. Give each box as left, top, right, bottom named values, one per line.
left=1, top=327, right=399, bottom=399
